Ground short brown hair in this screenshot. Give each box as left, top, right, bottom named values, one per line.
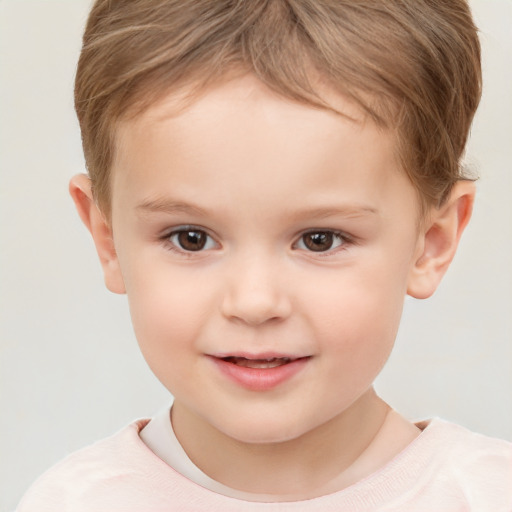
left=75, top=0, right=481, bottom=215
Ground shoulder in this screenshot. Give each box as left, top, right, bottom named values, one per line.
left=425, top=418, right=512, bottom=467
left=417, top=419, right=512, bottom=510
left=16, top=419, right=186, bottom=512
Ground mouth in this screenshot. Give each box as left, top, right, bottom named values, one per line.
left=208, top=353, right=311, bottom=391
left=219, top=356, right=296, bottom=369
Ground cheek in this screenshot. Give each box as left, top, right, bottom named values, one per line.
left=125, top=274, right=211, bottom=394
left=122, top=260, right=213, bottom=362
left=319, top=292, right=401, bottom=361
left=303, top=261, right=407, bottom=370
left=315, top=295, right=401, bottom=402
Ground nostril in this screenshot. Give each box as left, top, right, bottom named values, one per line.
left=220, top=265, right=292, bottom=325
left=221, top=297, right=292, bottom=326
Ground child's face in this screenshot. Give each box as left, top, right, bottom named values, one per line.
left=108, top=76, right=424, bottom=443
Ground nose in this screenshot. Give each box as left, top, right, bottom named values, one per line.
left=220, top=253, right=292, bottom=326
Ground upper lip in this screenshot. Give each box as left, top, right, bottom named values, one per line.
left=209, top=352, right=309, bottom=361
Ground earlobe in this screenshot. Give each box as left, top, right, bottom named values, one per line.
left=69, top=174, right=126, bottom=294
left=407, top=181, right=475, bottom=299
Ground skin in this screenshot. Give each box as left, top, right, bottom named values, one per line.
left=71, top=76, right=474, bottom=499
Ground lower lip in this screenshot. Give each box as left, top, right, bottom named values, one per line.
left=209, top=356, right=310, bottom=391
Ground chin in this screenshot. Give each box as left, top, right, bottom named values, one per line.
left=215, top=414, right=315, bottom=445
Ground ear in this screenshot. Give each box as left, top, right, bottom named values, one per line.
left=69, top=174, right=126, bottom=294
left=407, top=181, right=475, bottom=299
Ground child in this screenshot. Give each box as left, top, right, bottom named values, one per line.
left=17, top=0, right=512, bottom=510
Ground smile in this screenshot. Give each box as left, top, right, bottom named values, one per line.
left=220, top=356, right=294, bottom=369
left=208, top=354, right=311, bottom=391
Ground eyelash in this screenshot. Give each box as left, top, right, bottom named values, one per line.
left=294, top=230, right=353, bottom=256
left=161, top=226, right=217, bottom=256
left=160, top=226, right=354, bottom=256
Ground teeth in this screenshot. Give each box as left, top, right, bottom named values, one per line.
left=224, top=357, right=292, bottom=369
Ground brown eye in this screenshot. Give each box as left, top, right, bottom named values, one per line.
left=302, top=232, right=334, bottom=252
left=171, top=229, right=212, bottom=251
left=297, top=231, right=347, bottom=253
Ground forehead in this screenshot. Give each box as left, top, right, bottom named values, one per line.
left=116, top=74, right=388, bottom=146
left=110, top=76, right=418, bottom=221
left=114, top=75, right=392, bottom=166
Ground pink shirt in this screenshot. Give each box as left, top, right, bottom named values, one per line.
left=17, top=418, right=512, bottom=511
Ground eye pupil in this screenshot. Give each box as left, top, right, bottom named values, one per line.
left=303, top=232, right=333, bottom=252
left=177, top=230, right=207, bottom=251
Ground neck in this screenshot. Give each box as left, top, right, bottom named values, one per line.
left=172, top=389, right=416, bottom=499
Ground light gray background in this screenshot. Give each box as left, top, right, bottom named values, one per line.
left=1, top=1, right=511, bottom=510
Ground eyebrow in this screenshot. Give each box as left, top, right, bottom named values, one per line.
left=136, top=198, right=210, bottom=217
left=289, top=205, right=379, bottom=221
left=136, top=198, right=378, bottom=220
